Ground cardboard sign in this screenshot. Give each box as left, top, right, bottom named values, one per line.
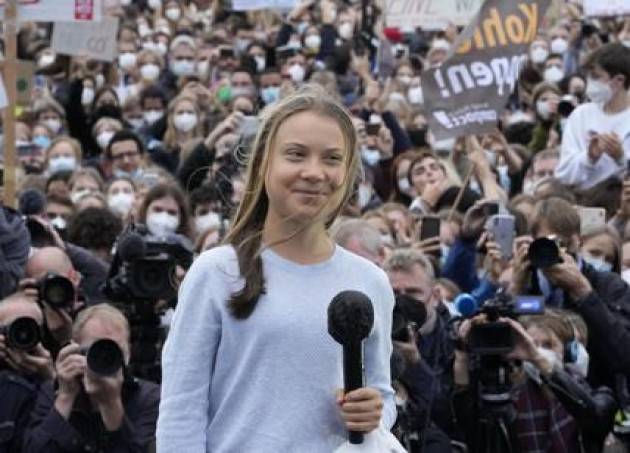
left=422, top=0, right=552, bottom=140
left=0, top=0, right=102, bottom=22
left=584, top=0, right=630, bottom=17
left=232, top=0, right=296, bottom=11
left=52, top=16, right=119, bottom=62
left=386, top=0, right=484, bottom=30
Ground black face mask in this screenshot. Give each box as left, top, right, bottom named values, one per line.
left=93, top=103, right=122, bottom=122
left=407, top=128, right=428, bottom=148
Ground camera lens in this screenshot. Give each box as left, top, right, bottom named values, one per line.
left=40, top=274, right=75, bottom=308
left=7, top=317, right=40, bottom=351
left=87, top=339, right=124, bottom=376
left=528, top=237, right=562, bottom=269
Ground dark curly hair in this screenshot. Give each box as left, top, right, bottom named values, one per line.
left=67, top=207, right=123, bottom=257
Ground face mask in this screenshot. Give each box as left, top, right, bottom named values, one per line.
left=261, top=86, right=280, bottom=105
left=536, top=100, right=552, bottom=120
left=33, top=135, right=51, bottom=149
left=586, top=78, right=613, bottom=106
left=288, top=64, right=305, bottom=83
left=338, top=22, right=354, bottom=40
left=407, top=86, right=423, bottom=104
left=173, top=112, right=198, bottom=132
left=254, top=55, right=266, bottom=73
left=43, top=118, right=62, bottom=134
left=430, top=136, right=456, bottom=152
left=197, top=60, right=210, bottom=77
left=81, top=87, right=95, bottom=106
left=70, top=189, right=92, bottom=204
left=49, top=216, right=67, bottom=230
left=537, top=346, right=562, bottom=367
left=170, top=59, right=196, bottom=77
left=550, top=37, right=569, bottom=54
left=530, top=47, right=549, bottom=64
left=113, top=167, right=143, bottom=180
left=573, top=342, right=589, bottom=377
left=108, top=192, right=135, bottom=216
left=147, top=211, right=179, bottom=236
left=544, top=66, right=564, bottom=83
left=156, top=42, right=168, bottom=56
left=582, top=254, right=613, bottom=273
left=380, top=233, right=393, bottom=246
left=95, top=74, right=105, bottom=89
left=296, top=21, right=309, bottom=35
left=165, top=7, right=181, bottom=21
left=118, top=52, right=137, bottom=71
left=127, top=117, right=144, bottom=130
left=397, top=177, right=411, bottom=195
left=140, top=63, right=161, bottom=82
left=397, top=75, right=412, bottom=87
left=38, top=54, right=55, bottom=68
left=144, top=109, right=164, bottom=124
left=97, top=131, right=115, bottom=150
left=357, top=184, right=372, bottom=208
left=49, top=156, right=76, bottom=174
left=305, top=34, right=321, bottom=50
left=195, top=212, right=221, bottom=233
left=362, top=147, right=380, bottom=166
left=231, top=86, right=252, bottom=99
left=484, top=149, right=497, bottom=167
left=148, top=0, right=162, bottom=10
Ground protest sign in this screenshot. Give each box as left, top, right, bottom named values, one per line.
left=421, top=0, right=551, bottom=140
left=386, top=0, right=484, bottom=30
left=52, top=17, right=119, bottom=62
left=0, top=0, right=102, bottom=22
left=232, top=0, right=296, bottom=11
left=584, top=0, right=630, bottom=17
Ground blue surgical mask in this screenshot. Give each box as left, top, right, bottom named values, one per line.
left=574, top=342, right=589, bottom=377
left=261, top=86, right=280, bottom=105
left=114, top=167, right=144, bottom=180
left=33, top=135, right=51, bottom=150
left=48, top=156, right=76, bottom=174
left=361, top=147, right=380, bottom=166
left=582, top=254, right=613, bottom=273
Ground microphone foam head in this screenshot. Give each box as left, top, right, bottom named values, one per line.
left=328, top=290, right=374, bottom=345
left=454, top=293, right=478, bottom=318
left=118, top=232, right=146, bottom=262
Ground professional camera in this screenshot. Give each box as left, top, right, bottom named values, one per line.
left=38, top=272, right=75, bottom=309
left=104, top=224, right=194, bottom=303
left=0, top=317, right=40, bottom=351
left=82, top=339, right=124, bottom=376
left=527, top=237, right=563, bottom=269
left=558, top=95, right=577, bottom=118
left=392, top=293, right=427, bottom=342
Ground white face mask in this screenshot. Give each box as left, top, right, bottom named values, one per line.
left=81, top=87, right=95, bottom=106
left=407, top=86, right=424, bottom=104
left=195, top=212, right=221, bottom=233
left=147, top=211, right=179, bottom=236
left=148, top=0, right=162, bottom=10
left=362, top=147, right=380, bottom=166
left=108, top=192, right=135, bottom=216
left=537, top=346, right=562, bottom=367
left=127, top=117, right=144, bottom=130
left=357, top=184, right=372, bottom=209
left=49, top=216, right=67, bottom=230
left=118, top=52, right=137, bottom=71
left=140, top=63, right=161, bottom=82
left=338, top=22, right=354, bottom=40
left=43, top=118, right=62, bottom=134
left=48, top=156, right=77, bottom=174
left=144, top=109, right=164, bottom=124
left=397, top=177, right=411, bottom=195
left=96, top=131, right=115, bottom=150
left=586, top=78, right=613, bottom=106
left=544, top=66, right=564, bottom=83
left=573, top=342, right=590, bottom=377
left=288, top=64, right=305, bottom=83
left=173, top=112, right=198, bottom=132
left=170, top=59, right=196, bottom=77
left=254, top=56, right=266, bottom=73
left=536, top=100, right=552, bottom=120
left=550, top=37, right=569, bottom=54
left=261, top=86, right=280, bottom=105
left=197, top=60, right=210, bottom=77
left=305, top=35, right=321, bottom=50
left=397, top=75, right=412, bottom=86
left=70, top=189, right=91, bottom=204
left=95, top=74, right=106, bottom=89
left=582, top=254, right=613, bottom=273
left=530, top=47, right=549, bottom=64
left=165, top=7, right=181, bottom=21
left=156, top=42, right=168, bottom=56
left=38, top=54, right=55, bottom=68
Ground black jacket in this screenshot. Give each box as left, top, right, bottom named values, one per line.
left=0, top=369, right=41, bottom=453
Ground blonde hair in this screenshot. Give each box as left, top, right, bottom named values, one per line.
left=163, top=93, right=203, bottom=150
left=46, top=136, right=83, bottom=164
left=73, top=303, right=130, bottom=343
left=223, top=84, right=360, bottom=319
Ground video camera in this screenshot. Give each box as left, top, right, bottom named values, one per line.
left=104, top=224, right=194, bottom=303
left=0, top=317, right=41, bottom=351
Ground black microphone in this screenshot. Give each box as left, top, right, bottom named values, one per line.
left=328, top=290, right=374, bottom=445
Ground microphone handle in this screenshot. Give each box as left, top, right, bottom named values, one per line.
left=343, top=341, right=364, bottom=444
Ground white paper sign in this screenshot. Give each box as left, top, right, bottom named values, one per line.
left=0, top=0, right=102, bottom=23
left=232, top=0, right=296, bottom=11
left=0, top=75, right=8, bottom=109
left=52, top=17, right=119, bottom=62
left=386, top=0, right=483, bottom=30
left=584, top=0, right=630, bottom=17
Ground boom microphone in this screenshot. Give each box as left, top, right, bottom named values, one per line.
left=328, top=290, right=374, bottom=445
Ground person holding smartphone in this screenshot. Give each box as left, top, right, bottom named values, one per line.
left=157, top=86, right=396, bottom=452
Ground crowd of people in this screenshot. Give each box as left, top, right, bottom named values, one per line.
left=2, top=0, right=630, bottom=451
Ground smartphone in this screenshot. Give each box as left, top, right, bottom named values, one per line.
left=486, top=214, right=515, bottom=259
left=514, top=295, right=545, bottom=315
left=366, top=123, right=380, bottom=136
left=239, top=116, right=259, bottom=140
left=220, top=47, right=235, bottom=59
left=420, top=216, right=441, bottom=241
left=578, top=206, right=606, bottom=236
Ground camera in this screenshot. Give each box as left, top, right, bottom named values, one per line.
left=0, top=317, right=41, bottom=351
left=38, top=272, right=75, bottom=309
left=105, top=224, right=194, bottom=303
left=558, top=95, right=576, bottom=118
left=392, top=293, right=427, bottom=342
left=527, top=237, right=563, bottom=269
left=469, top=292, right=545, bottom=356
left=83, top=339, right=124, bottom=376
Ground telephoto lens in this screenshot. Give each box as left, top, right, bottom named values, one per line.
left=528, top=237, right=563, bottom=269
left=39, top=273, right=75, bottom=309
left=86, top=339, right=124, bottom=376
left=1, top=317, right=41, bottom=351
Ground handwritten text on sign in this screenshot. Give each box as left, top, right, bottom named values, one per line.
left=52, top=17, right=119, bottom=62
left=386, top=0, right=483, bottom=30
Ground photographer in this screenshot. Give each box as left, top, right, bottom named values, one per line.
left=453, top=311, right=616, bottom=453
left=0, top=293, right=53, bottom=453
left=23, top=304, right=160, bottom=453
left=512, top=197, right=630, bottom=388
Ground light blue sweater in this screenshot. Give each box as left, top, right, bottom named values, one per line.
left=157, top=245, right=396, bottom=452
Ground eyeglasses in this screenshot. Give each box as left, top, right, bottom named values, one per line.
left=111, top=150, right=139, bottom=161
